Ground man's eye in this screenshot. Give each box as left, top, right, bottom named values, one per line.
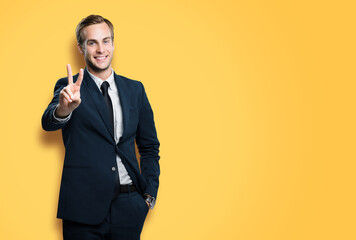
left=88, top=42, right=95, bottom=45
left=104, top=40, right=109, bottom=44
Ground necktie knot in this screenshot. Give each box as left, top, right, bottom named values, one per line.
left=100, top=81, right=110, bottom=95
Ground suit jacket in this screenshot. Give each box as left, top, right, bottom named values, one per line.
left=42, top=69, right=160, bottom=225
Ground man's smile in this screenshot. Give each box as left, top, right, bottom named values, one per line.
left=94, top=55, right=108, bottom=61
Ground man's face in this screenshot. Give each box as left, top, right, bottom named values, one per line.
left=79, top=22, right=114, bottom=74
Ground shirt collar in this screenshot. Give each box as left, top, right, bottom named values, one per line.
left=86, top=68, right=115, bottom=90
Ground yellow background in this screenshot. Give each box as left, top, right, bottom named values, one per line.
left=0, top=0, right=355, bottom=239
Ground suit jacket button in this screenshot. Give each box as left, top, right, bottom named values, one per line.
left=112, top=167, right=116, bottom=171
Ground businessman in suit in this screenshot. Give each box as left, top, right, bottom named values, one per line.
left=42, top=15, right=160, bottom=240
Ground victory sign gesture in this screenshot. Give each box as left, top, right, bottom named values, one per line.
left=55, top=64, right=84, bottom=118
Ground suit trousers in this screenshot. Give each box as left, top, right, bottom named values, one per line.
left=63, top=190, right=149, bottom=240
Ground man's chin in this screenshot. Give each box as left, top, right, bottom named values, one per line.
left=87, top=62, right=111, bottom=73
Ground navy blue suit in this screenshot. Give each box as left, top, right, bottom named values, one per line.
left=42, top=69, right=160, bottom=226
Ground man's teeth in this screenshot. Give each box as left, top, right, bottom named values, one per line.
left=95, top=56, right=106, bottom=59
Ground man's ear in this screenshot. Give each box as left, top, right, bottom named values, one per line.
left=77, top=43, right=84, bottom=55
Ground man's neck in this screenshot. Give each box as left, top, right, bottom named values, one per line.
left=87, top=66, right=113, bottom=81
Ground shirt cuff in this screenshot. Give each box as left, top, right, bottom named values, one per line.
left=53, top=105, right=72, bottom=123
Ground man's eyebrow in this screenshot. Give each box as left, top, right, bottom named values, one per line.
left=86, top=37, right=111, bottom=42
left=86, top=39, right=98, bottom=42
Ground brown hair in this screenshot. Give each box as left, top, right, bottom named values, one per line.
left=76, top=15, right=114, bottom=48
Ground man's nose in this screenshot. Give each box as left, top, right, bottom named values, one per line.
left=96, top=43, right=104, bottom=53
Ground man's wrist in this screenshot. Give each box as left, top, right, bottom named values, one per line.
left=144, top=194, right=156, bottom=209
left=55, top=104, right=71, bottom=118
left=53, top=105, right=72, bottom=123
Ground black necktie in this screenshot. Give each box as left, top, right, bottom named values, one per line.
left=100, top=81, right=114, bottom=132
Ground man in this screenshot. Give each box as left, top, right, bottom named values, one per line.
left=42, top=15, right=160, bottom=240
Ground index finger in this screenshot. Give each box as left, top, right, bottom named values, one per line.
left=66, top=64, right=73, bottom=85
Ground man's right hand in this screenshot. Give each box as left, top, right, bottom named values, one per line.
left=55, top=64, right=84, bottom=118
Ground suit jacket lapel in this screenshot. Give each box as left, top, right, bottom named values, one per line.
left=82, top=69, right=115, bottom=139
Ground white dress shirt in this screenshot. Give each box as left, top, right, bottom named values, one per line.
left=54, top=68, right=132, bottom=184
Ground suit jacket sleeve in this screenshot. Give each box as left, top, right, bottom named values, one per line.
left=42, top=77, right=70, bottom=131
left=136, top=82, right=160, bottom=199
